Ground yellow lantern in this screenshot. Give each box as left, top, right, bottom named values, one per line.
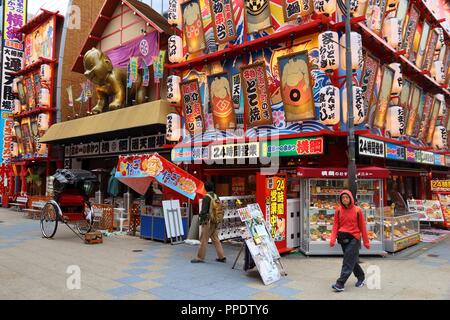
left=167, top=75, right=181, bottom=104
left=382, top=17, right=402, bottom=50
left=385, top=106, right=405, bottom=137
left=389, top=63, right=403, bottom=95
left=168, top=0, right=182, bottom=27
left=166, top=113, right=181, bottom=142
left=168, top=35, right=183, bottom=63
left=432, top=126, right=447, bottom=149
left=319, top=31, right=340, bottom=72
left=319, top=85, right=340, bottom=125
left=314, top=0, right=336, bottom=16
left=342, top=86, right=366, bottom=125
left=340, top=32, right=363, bottom=70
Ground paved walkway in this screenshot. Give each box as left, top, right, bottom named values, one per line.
left=0, top=208, right=449, bottom=300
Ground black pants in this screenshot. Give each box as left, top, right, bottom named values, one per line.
left=337, top=238, right=365, bottom=286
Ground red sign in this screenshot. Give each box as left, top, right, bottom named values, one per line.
left=297, top=166, right=390, bottom=178
left=181, top=79, right=205, bottom=136
left=431, top=180, right=450, bottom=193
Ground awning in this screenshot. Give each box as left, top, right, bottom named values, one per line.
left=297, top=166, right=390, bottom=179
left=41, top=100, right=173, bottom=144
left=115, top=153, right=206, bottom=200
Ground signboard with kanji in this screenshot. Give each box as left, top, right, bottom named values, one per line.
left=358, top=136, right=385, bottom=158
left=431, top=180, right=450, bottom=193
left=210, top=142, right=260, bottom=160
left=263, top=137, right=324, bottom=157
left=181, top=79, right=205, bottom=135
left=209, top=0, right=236, bottom=44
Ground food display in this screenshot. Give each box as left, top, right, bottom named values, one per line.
left=436, top=194, right=450, bottom=229
left=407, top=200, right=444, bottom=222
left=384, top=213, right=420, bottom=253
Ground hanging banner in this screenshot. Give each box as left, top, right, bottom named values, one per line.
left=367, top=0, right=387, bottom=34
left=373, top=65, right=395, bottom=129
left=231, top=72, right=242, bottom=110
left=422, top=28, right=439, bottom=71
left=181, top=79, right=205, bottom=135
left=415, top=21, right=430, bottom=68
left=282, top=0, right=302, bottom=22
left=426, top=98, right=441, bottom=144
left=245, top=0, right=272, bottom=34
left=417, top=95, right=434, bottom=142
left=398, top=79, right=411, bottom=119
left=265, top=176, right=287, bottom=242
left=208, top=72, right=237, bottom=130
left=130, top=57, right=139, bottom=84
left=153, top=50, right=166, bottom=82
left=241, top=61, right=273, bottom=128
left=405, top=84, right=422, bottom=137
left=402, top=5, right=420, bottom=60
left=142, top=60, right=149, bottom=87
left=115, top=153, right=206, bottom=200
left=278, top=51, right=315, bottom=122
left=181, top=0, right=207, bottom=53
left=1, top=116, right=14, bottom=165
left=361, top=54, right=379, bottom=121
left=209, top=0, right=237, bottom=44
left=127, top=62, right=132, bottom=89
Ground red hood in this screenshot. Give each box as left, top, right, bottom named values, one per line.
left=339, top=189, right=355, bottom=209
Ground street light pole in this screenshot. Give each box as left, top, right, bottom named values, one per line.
left=345, top=0, right=357, bottom=199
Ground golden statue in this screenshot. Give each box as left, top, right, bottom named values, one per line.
left=83, top=48, right=148, bottom=114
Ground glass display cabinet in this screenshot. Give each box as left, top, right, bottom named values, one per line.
left=297, top=167, right=387, bottom=256
left=383, top=213, right=420, bottom=253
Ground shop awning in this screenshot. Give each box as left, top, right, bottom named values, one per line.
left=115, top=153, right=206, bottom=200
left=297, top=166, right=390, bottom=179
left=40, top=100, right=173, bottom=144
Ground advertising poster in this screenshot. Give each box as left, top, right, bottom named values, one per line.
left=414, top=21, right=430, bottom=68
left=237, top=204, right=282, bottom=285
left=241, top=61, right=273, bottom=128
left=181, top=0, right=206, bottom=53
left=405, top=84, right=422, bottom=137
left=366, top=0, right=387, bottom=34
left=402, top=5, right=419, bottom=60
left=209, top=0, right=236, bottom=44
left=437, top=194, right=450, bottom=227
left=407, top=200, right=444, bottom=222
left=282, top=0, right=302, bottom=22
left=278, top=51, right=315, bottom=122
left=265, top=175, right=286, bottom=242
left=417, top=95, right=434, bottom=141
left=207, top=72, right=237, bottom=130
left=181, top=79, right=205, bottom=135
left=426, top=97, right=441, bottom=144
left=373, top=65, right=394, bottom=129
left=116, top=153, right=206, bottom=200
left=245, top=0, right=272, bottom=34
left=422, top=28, right=438, bottom=71
left=24, top=18, right=54, bottom=65
left=360, top=54, right=379, bottom=121
left=398, top=79, right=411, bottom=119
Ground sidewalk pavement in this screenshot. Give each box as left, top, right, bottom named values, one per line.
left=1, top=208, right=449, bottom=300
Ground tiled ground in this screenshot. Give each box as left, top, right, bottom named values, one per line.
left=1, top=208, right=450, bottom=300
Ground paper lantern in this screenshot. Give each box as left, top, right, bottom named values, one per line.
left=13, top=122, right=22, bottom=139
left=39, top=88, right=51, bottom=107
left=382, top=17, right=402, bottom=50
left=166, top=113, right=181, bottom=142
left=340, top=32, right=363, bottom=70
left=37, top=142, right=48, bottom=156
left=167, top=75, right=181, bottom=104
left=389, top=63, right=403, bottom=95
left=319, top=31, right=339, bottom=72
left=168, top=35, right=183, bottom=63
left=432, top=126, right=448, bottom=149
left=314, top=0, right=336, bottom=15
left=40, top=64, right=51, bottom=81
left=435, top=28, right=445, bottom=51
left=342, top=86, right=366, bottom=125
left=10, top=143, right=19, bottom=158
left=435, top=94, right=446, bottom=117
left=38, top=113, right=50, bottom=131
left=12, top=78, right=20, bottom=93
left=13, top=99, right=21, bottom=114
left=319, top=85, right=340, bottom=125
left=355, top=0, right=368, bottom=16
left=387, top=0, right=399, bottom=8
left=431, top=61, right=446, bottom=84
left=385, top=106, right=405, bottom=137
left=167, top=0, right=182, bottom=26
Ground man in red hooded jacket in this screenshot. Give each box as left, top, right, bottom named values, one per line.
left=330, top=190, right=370, bottom=292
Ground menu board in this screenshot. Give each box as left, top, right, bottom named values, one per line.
left=437, top=194, right=450, bottom=226
left=407, top=200, right=444, bottom=222
left=237, top=204, right=282, bottom=285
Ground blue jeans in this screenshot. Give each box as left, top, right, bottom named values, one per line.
left=337, top=238, right=365, bottom=286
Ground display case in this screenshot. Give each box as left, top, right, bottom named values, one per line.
left=297, top=167, right=388, bottom=256
left=200, top=195, right=256, bottom=241
left=384, top=213, right=420, bottom=252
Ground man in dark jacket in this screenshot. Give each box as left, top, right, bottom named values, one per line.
left=191, top=181, right=226, bottom=263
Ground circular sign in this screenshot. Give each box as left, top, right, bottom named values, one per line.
left=140, top=39, right=149, bottom=57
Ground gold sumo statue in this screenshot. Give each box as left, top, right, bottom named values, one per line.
left=83, top=48, right=148, bottom=114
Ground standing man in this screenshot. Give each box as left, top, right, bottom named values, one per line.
left=191, top=181, right=226, bottom=263
left=330, top=190, right=370, bottom=292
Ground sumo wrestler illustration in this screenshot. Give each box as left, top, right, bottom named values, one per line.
left=209, top=75, right=236, bottom=130
left=182, top=1, right=206, bottom=53
left=280, top=53, right=315, bottom=122
left=83, top=48, right=148, bottom=114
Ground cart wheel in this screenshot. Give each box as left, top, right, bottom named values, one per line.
left=41, top=202, right=59, bottom=239
left=76, top=202, right=94, bottom=236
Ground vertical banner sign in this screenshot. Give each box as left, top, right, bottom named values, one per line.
left=399, top=79, right=411, bottom=120
left=209, top=0, right=237, bottom=44
left=361, top=54, right=379, bottom=121
left=67, top=86, right=74, bottom=107
left=153, top=50, right=166, bottom=83
left=208, top=72, right=237, bottom=130
left=181, top=0, right=207, bottom=53
left=1, top=0, right=27, bottom=165
left=282, top=0, right=302, bottom=22
left=231, top=72, right=241, bottom=110
left=427, top=98, right=441, bottom=144
left=181, top=79, right=205, bottom=135
left=373, top=65, right=395, bottom=129
left=278, top=51, right=315, bottom=122
left=267, top=176, right=286, bottom=242
left=127, top=62, right=132, bottom=88
left=405, top=84, right=422, bottom=137
left=418, top=95, right=434, bottom=142
left=241, top=61, right=273, bottom=128
left=245, top=0, right=272, bottom=34
left=415, top=22, right=430, bottom=68
left=367, top=0, right=387, bottom=34
left=422, top=29, right=439, bottom=71
left=412, top=94, right=426, bottom=138
left=402, top=5, right=419, bottom=60
left=130, top=57, right=139, bottom=83
left=142, top=60, right=149, bottom=87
